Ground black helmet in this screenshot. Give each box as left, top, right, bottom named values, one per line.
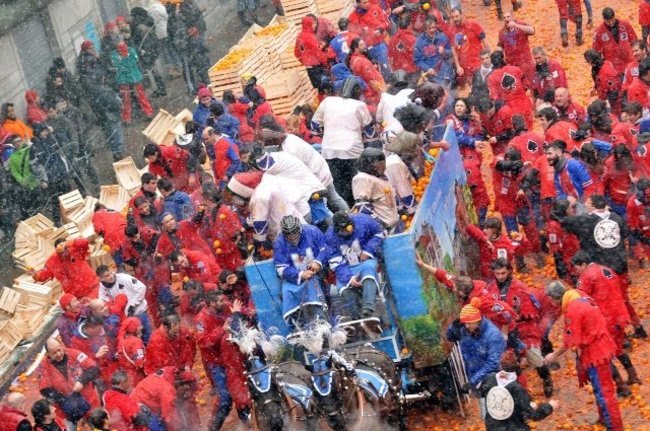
left=280, top=215, right=302, bottom=237
left=356, top=147, right=386, bottom=176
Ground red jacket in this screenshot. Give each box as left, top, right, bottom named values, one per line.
left=487, top=65, right=533, bottom=128
left=93, top=208, right=127, bottom=252
left=463, top=152, right=490, bottom=210
left=497, top=22, right=534, bottom=82
left=349, top=52, right=384, bottom=105
left=193, top=305, right=231, bottom=365
left=178, top=248, right=221, bottom=284
left=204, top=204, right=243, bottom=271
left=555, top=100, right=587, bottom=126
left=609, top=121, right=638, bottom=153
left=70, top=329, right=118, bottom=385
left=492, top=157, right=522, bottom=217
left=348, top=5, right=389, bottom=47
left=577, top=263, right=630, bottom=329
left=434, top=268, right=517, bottom=330
left=626, top=77, right=650, bottom=109
left=603, top=158, right=634, bottom=204
left=622, top=59, right=640, bottom=91
left=213, top=135, right=240, bottom=182
left=144, top=326, right=196, bottom=375
left=132, top=367, right=181, bottom=431
left=508, top=131, right=544, bottom=164
left=388, top=29, right=417, bottom=74
left=295, top=16, right=328, bottom=67
left=156, top=218, right=214, bottom=259
left=532, top=58, right=567, bottom=99
left=118, top=334, right=146, bottom=387
left=593, top=61, right=622, bottom=106
left=627, top=195, right=650, bottom=237
left=25, top=90, right=48, bottom=125
left=546, top=219, right=580, bottom=264
left=148, top=145, right=191, bottom=193
left=562, top=295, right=617, bottom=371
left=466, top=224, right=516, bottom=278
left=544, top=120, right=580, bottom=154
left=533, top=154, right=556, bottom=200
left=487, top=277, right=541, bottom=347
left=38, top=348, right=101, bottom=414
left=0, top=406, right=30, bottom=431
left=33, top=238, right=99, bottom=299
left=228, top=101, right=255, bottom=143
left=593, top=20, right=637, bottom=75
left=480, top=103, right=514, bottom=155
left=450, top=19, right=486, bottom=74
left=103, top=388, right=146, bottom=431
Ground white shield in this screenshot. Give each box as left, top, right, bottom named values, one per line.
left=486, top=385, right=515, bottom=420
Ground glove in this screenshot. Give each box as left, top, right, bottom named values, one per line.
left=460, top=382, right=472, bottom=394
left=127, top=305, right=135, bottom=317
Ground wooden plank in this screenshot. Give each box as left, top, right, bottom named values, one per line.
left=113, top=156, right=142, bottom=195
left=0, top=320, right=23, bottom=349
left=65, top=206, right=94, bottom=239
left=99, top=185, right=130, bottom=212
left=58, top=189, right=84, bottom=217
left=0, top=288, right=21, bottom=316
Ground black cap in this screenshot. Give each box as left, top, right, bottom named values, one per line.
left=332, top=211, right=352, bottom=232
left=602, top=7, right=615, bottom=20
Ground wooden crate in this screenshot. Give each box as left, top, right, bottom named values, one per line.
left=14, top=305, right=47, bottom=338
left=99, top=185, right=130, bottom=212
left=13, top=280, right=53, bottom=302
left=142, top=109, right=180, bottom=145
left=14, top=214, right=54, bottom=252
left=0, top=342, right=10, bottom=364
left=41, top=279, right=62, bottom=299
left=88, top=249, right=114, bottom=271
left=12, top=248, right=47, bottom=271
left=65, top=206, right=94, bottom=239
left=0, top=288, right=21, bottom=316
left=58, top=189, right=84, bottom=217
left=0, top=319, right=23, bottom=349
left=113, top=157, right=142, bottom=196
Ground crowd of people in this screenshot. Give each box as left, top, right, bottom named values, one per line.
left=0, top=0, right=649, bottom=429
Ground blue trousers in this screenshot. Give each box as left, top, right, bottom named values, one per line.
left=136, top=311, right=152, bottom=344
left=368, top=43, right=391, bottom=82
left=207, top=363, right=233, bottom=430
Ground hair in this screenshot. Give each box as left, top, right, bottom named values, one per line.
left=258, top=114, right=285, bottom=133
left=54, top=237, right=66, bottom=248
left=511, top=115, right=527, bottom=133
left=546, top=280, right=567, bottom=300
left=338, top=17, right=349, bottom=31
left=394, top=103, right=432, bottom=133
left=623, top=101, right=643, bottom=117
left=602, top=7, right=615, bottom=20
left=143, top=143, right=160, bottom=158
left=490, top=257, right=512, bottom=272
left=141, top=172, right=157, bottom=185
left=133, top=195, right=148, bottom=208
left=544, top=139, right=566, bottom=151
left=210, top=102, right=225, bottom=117
left=88, top=409, right=109, bottom=429
left=222, top=90, right=236, bottom=104
left=425, top=16, right=437, bottom=27
left=589, top=194, right=607, bottom=209
left=205, top=290, right=226, bottom=305
left=169, top=249, right=184, bottom=263
left=85, top=314, right=105, bottom=328
left=479, top=48, right=491, bottom=57
left=612, top=144, right=633, bottom=169
left=162, top=314, right=180, bottom=329
left=125, top=224, right=139, bottom=238
left=476, top=97, right=495, bottom=113
left=483, top=217, right=502, bottom=231
left=183, top=279, right=204, bottom=292
left=583, top=48, right=602, bottom=65
left=157, top=177, right=173, bottom=192
left=454, top=276, right=474, bottom=293
left=536, top=107, right=558, bottom=122
left=111, top=370, right=129, bottom=387
left=398, top=16, right=410, bottom=30
left=32, top=399, right=53, bottom=424
left=550, top=198, right=571, bottom=221
left=571, top=250, right=593, bottom=266
left=412, top=83, right=446, bottom=110
left=579, top=142, right=599, bottom=167
left=531, top=46, right=546, bottom=56
left=96, top=264, right=110, bottom=277
left=490, top=50, right=506, bottom=68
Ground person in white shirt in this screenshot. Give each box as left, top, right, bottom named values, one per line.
left=352, top=148, right=399, bottom=229
left=385, top=131, right=420, bottom=215
left=258, top=117, right=349, bottom=212
left=312, top=78, right=375, bottom=206
left=96, top=265, right=151, bottom=343
left=145, top=0, right=180, bottom=74
left=376, top=78, right=415, bottom=133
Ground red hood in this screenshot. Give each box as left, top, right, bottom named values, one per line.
left=301, top=15, right=316, bottom=33
left=25, top=90, right=39, bottom=104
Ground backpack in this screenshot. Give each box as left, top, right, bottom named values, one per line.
left=8, top=145, right=39, bottom=190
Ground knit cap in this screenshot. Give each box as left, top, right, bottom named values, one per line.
left=459, top=298, right=482, bottom=324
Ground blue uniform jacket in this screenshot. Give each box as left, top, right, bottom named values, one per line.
left=273, top=224, right=327, bottom=285
left=163, top=190, right=194, bottom=221
left=413, top=31, right=454, bottom=82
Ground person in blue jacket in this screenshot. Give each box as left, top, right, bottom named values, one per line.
left=446, top=301, right=507, bottom=391
left=324, top=211, right=385, bottom=320
left=273, top=215, right=327, bottom=330
left=158, top=177, right=194, bottom=221
left=413, top=16, right=456, bottom=87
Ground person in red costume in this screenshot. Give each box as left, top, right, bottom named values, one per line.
left=128, top=172, right=163, bottom=216
left=347, top=37, right=386, bottom=107
left=603, top=145, right=636, bottom=217
left=627, top=178, right=650, bottom=268
left=102, top=370, right=150, bottom=431
left=201, top=127, right=240, bottom=189
left=223, top=90, right=255, bottom=144
left=92, top=203, right=127, bottom=263
left=143, top=142, right=191, bottom=193
left=477, top=99, right=515, bottom=156
left=546, top=199, right=580, bottom=283
left=466, top=218, right=517, bottom=279
left=170, top=248, right=221, bottom=284
left=531, top=47, right=568, bottom=103
left=295, top=15, right=330, bottom=94
left=537, top=107, right=580, bottom=154
left=553, top=87, right=586, bottom=126
left=387, top=19, right=417, bottom=77
left=627, top=57, right=650, bottom=111
left=202, top=187, right=244, bottom=272
left=554, top=0, right=584, bottom=46
left=572, top=251, right=641, bottom=395
left=70, top=314, right=118, bottom=385
left=592, top=7, right=637, bottom=76
left=117, top=317, right=146, bottom=387
left=497, top=11, right=535, bottom=87
left=56, top=293, right=84, bottom=347
left=31, top=237, right=99, bottom=300
left=217, top=270, right=255, bottom=316
left=348, top=0, right=390, bottom=80
left=543, top=281, right=624, bottom=431
left=194, top=293, right=251, bottom=430
left=487, top=50, right=533, bottom=129
left=38, top=338, right=101, bottom=426
left=621, top=40, right=647, bottom=92
left=449, top=8, right=489, bottom=87
left=155, top=210, right=214, bottom=260
left=584, top=48, right=622, bottom=114
left=144, top=314, right=196, bottom=375
left=0, top=393, right=32, bottom=431
left=507, top=116, right=545, bottom=165
left=131, top=367, right=195, bottom=431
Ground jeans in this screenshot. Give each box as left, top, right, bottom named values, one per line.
left=207, top=364, right=233, bottom=430
left=368, top=42, right=391, bottom=83
left=101, top=119, right=125, bottom=157
left=136, top=311, right=152, bottom=345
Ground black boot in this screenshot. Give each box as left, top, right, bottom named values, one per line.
left=612, top=364, right=632, bottom=397
left=560, top=19, right=569, bottom=47
left=537, top=366, right=554, bottom=397
left=632, top=325, right=648, bottom=339
left=495, top=0, right=504, bottom=19
left=618, top=353, right=643, bottom=385
left=575, top=15, right=584, bottom=45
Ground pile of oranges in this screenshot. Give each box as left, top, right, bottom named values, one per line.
left=211, top=47, right=254, bottom=71
left=253, top=23, right=289, bottom=37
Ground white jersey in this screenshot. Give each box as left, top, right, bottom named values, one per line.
left=98, top=273, right=148, bottom=316
left=376, top=89, right=414, bottom=129
left=312, top=96, right=373, bottom=160
left=257, top=152, right=325, bottom=200
left=352, top=172, right=399, bottom=228
left=281, top=134, right=334, bottom=187
left=250, top=174, right=308, bottom=241
left=385, top=154, right=415, bottom=212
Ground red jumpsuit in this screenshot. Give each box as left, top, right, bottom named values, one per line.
left=204, top=204, right=244, bottom=271
left=480, top=103, right=514, bottom=156
left=387, top=28, right=417, bottom=74
left=622, top=59, right=640, bottom=92
left=103, top=388, right=147, bottom=431
left=533, top=155, right=556, bottom=221
left=487, top=65, right=534, bottom=129
left=610, top=121, right=639, bottom=153
left=294, top=16, right=329, bottom=67
left=349, top=52, right=384, bottom=106
left=462, top=152, right=490, bottom=215
left=508, top=131, right=544, bottom=165
left=148, top=145, right=191, bottom=193
left=33, top=238, right=99, bottom=299
left=627, top=194, right=650, bottom=258
left=532, top=59, right=568, bottom=100
left=562, top=295, right=623, bottom=431
left=132, top=367, right=182, bottom=431
left=156, top=218, right=214, bottom=259
left=213, top=135, right=240, bottom=184
left=92, top=208, right=127, bottom=252
left=449, top=19, right=486, bottom=86
left=593, top=20, right=637, bottom=75
left=577, top=263, right=630, bottom=354
left=546, top=219, right=580, bottom=279
left=555, top=100, right=587, bottom=126
left=0, top=405, right=31, bottom=431
left=487, top=278, right=541, bottom=348
left=144, top=326, right=196, bottom=375
left=466, top=224, right=516, bottom=278
left=70, top=330, right=118, bottom=385
left=626, top=77, right=650, bottom=110
left=593, top=61, right=623, bottom=113
left=178, top=248, right=222, bottom=284
left=492, top=158, right=521, bottom=218
left=118, top=333, right=146, bottom=387
left=38, top=348, right=101, bottom=421
left=544, top=120, right=580, bottom=154
left=497, top=22, right=535, bottom=85
left=603, top=158, right=634, bottom=207
left=228, top=101, right=255, bottom=143
left=555, top=0, right=582, bottom=21
left=348, top=4, right=389, bottom=48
